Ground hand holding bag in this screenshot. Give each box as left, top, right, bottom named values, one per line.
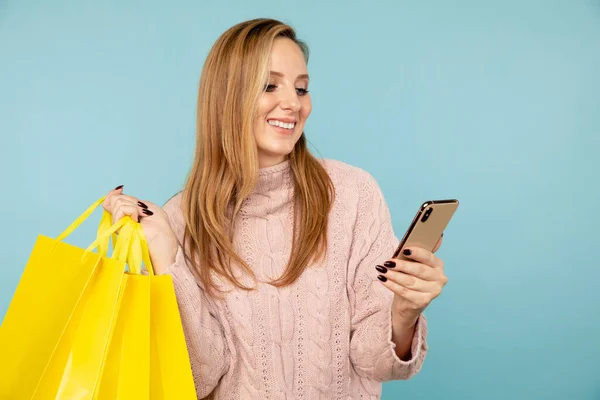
left=0, top=197, right=197, bottom=399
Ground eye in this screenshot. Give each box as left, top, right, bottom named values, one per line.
left=264, top=84, right=277, bottom=92
left=296, top=88, right=309, bottom=96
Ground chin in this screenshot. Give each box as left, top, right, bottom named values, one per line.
left=261, top=148, right=293, bottom=160
left=259, top=139, right=299, bottom=155
left=255, top=127, right=302, bottom=165
left=257, top=144, right=296, bottom=166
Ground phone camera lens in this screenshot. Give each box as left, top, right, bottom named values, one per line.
left=421, top=207, right=433, bottom=222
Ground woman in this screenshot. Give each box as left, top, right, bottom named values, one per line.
left=103, top=18, right=447, bottom=399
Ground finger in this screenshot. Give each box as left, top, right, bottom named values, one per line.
left=396, top=246, right=443, bottom=269
left=103, top=185, right=124, bottom=211
left=104, top=187, right=138, bottom=211
left=377, top=275, right=431, bottom=306
left=112, top=203, right=140, bottom=224
left=110, top=192, right=157, bottom=212
left=109, top=195, right=136, bottom=214
left=116, top=196, right=155, bottom=221
left=134, top=199, right=159, bottom=214
left=140, top=206, right=154, bottom=217
left=113, top=194, right=140, bottom=206
left=103, top=187, right=155, bottom=222
left=106, top=193, right=141, bottom=214
left=123, top=196, right=154, bottom=216
left=432, top=234, right=443, bottom=253
left=382, top=259, right=437, bottom=281
left=376, top=267, right=438, bottom=293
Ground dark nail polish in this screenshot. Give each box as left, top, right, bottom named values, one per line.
left=142, top=209, right=154, bottom=216
left=441, top=232, right=444, bottom=237
left=384, top=261, right=396, bottom=268
left=375, top=265, right=387, bottom=274
left=138, top=201, right=148, bottom=209
left=138, top=216, right=141, bottom=223
left=377, top=275, right=387, bottom=282
left=114, top=185, right=123, bottom=190
left=403, top=249, right=412, bottom=256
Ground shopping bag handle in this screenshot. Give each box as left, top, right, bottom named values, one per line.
left=55, top=196, right=105, bottom=242
left=85, top=216, right=155, bottom=276
left=53, top=195, right=155, bottom=276
left=111, top=218, right=155, bottom=276
left=131, top=221, right=155, bottom=276
left=108, top=218, right=155, bottom=276
left=53, top=196, right=117, bottom=258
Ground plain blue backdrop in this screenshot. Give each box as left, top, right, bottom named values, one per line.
left=1, top=1, right=599, bottom=399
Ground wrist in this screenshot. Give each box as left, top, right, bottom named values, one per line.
left=393, top=313, right=418, bottom=332
left=149, top=233, right=179, bottom=275
left=392, top=300, right=419, bottom=329
left=391, top=307, right=419, bottom=361
left=153, top=248, right=177, bottom=275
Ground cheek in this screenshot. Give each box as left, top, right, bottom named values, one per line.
left=256, top=95, right=275, bottom=119
left=300, top=97, right=312, bottom=120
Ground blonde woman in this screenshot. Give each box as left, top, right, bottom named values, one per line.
left=103, top=18, right=448, bottom=399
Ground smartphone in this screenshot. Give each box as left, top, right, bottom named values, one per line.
left=392, top=199, right=459, bottom=259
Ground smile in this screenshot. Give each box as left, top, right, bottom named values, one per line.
left=267, top=119, right=296, bottom=130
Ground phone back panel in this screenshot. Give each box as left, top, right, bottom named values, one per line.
left=392, top=200, right=459, bottom=259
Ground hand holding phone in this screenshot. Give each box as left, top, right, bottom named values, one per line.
left=376, top=199, right=458, bottom=335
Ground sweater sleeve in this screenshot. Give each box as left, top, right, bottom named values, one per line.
left=347, top=172, right=428, bottom=382
left=162, top=196, right=230, bottom=398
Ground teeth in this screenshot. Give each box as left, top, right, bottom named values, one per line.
left=268, top=120, right=295, bottom=130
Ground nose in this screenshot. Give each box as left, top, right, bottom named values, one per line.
left=279, top=87, right=301, bottom=112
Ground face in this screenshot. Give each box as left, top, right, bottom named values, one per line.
left=254, top=37, right=312, bottom=168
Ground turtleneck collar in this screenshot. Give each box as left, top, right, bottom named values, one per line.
left=241, top=159, right=294, bottom=218
left=253, top=159, right=292, bottom=196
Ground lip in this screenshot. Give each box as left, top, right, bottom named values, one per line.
left=267, top=120, right=296, bottom=135
left=267, top=117, right=297, bottom=123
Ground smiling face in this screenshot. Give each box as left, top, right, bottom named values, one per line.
left=254, top=37, right=312, bottom=168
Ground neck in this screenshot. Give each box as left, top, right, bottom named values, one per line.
left=258, top=154, right=288, bottom=169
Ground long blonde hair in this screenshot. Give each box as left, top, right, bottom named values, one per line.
left=182, top=18, right=334, bottom=295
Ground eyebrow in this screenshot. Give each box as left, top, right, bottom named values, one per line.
left=269, top=71, right=309, bottom=80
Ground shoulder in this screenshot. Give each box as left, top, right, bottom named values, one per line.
left=319, top=159, right=393, bottom=236
left=319, top=158, right=384, bottom=195
left=318, top=158, right=389, bottom=217
left=162, top=191, right=185, bottom=234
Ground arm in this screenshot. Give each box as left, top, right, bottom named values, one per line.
left=392, top=316, right=419, bottom=361
left=347, top=172, right=428, bottom=382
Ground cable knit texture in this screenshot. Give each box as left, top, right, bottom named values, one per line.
left=163, top=159, right=428, bottom=400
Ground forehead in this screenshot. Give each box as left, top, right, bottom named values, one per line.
left=268, top=38, right=308, bottom=74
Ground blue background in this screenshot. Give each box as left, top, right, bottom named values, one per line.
left=1, top=1, right=599, bottom=399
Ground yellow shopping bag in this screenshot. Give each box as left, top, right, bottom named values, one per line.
left=0, top=197, right=197, bottom=399
left=96, top=221, right=198, bottom=399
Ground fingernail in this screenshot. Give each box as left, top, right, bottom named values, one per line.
left=114, top=185, right=123, bottom=190
left=384, top=261, right=396, bottom=268
left=138, top=216, right=141, bottom=223
left=138, top=201, right=148, bottom=209
left=142, top=209, right=154, bottom=216
left=375, top=265, right=387, bottom=274
left=403, top=249, right=412, bottom=256
left=377, top=275, right=387, bottom=282
left=441, top=232, right=444, bottom=237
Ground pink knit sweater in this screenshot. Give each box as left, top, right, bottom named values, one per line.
left=162, top=159, right=428, bottom=399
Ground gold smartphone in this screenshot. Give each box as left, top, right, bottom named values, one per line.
left=392, top=199, right=459, bottom=259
